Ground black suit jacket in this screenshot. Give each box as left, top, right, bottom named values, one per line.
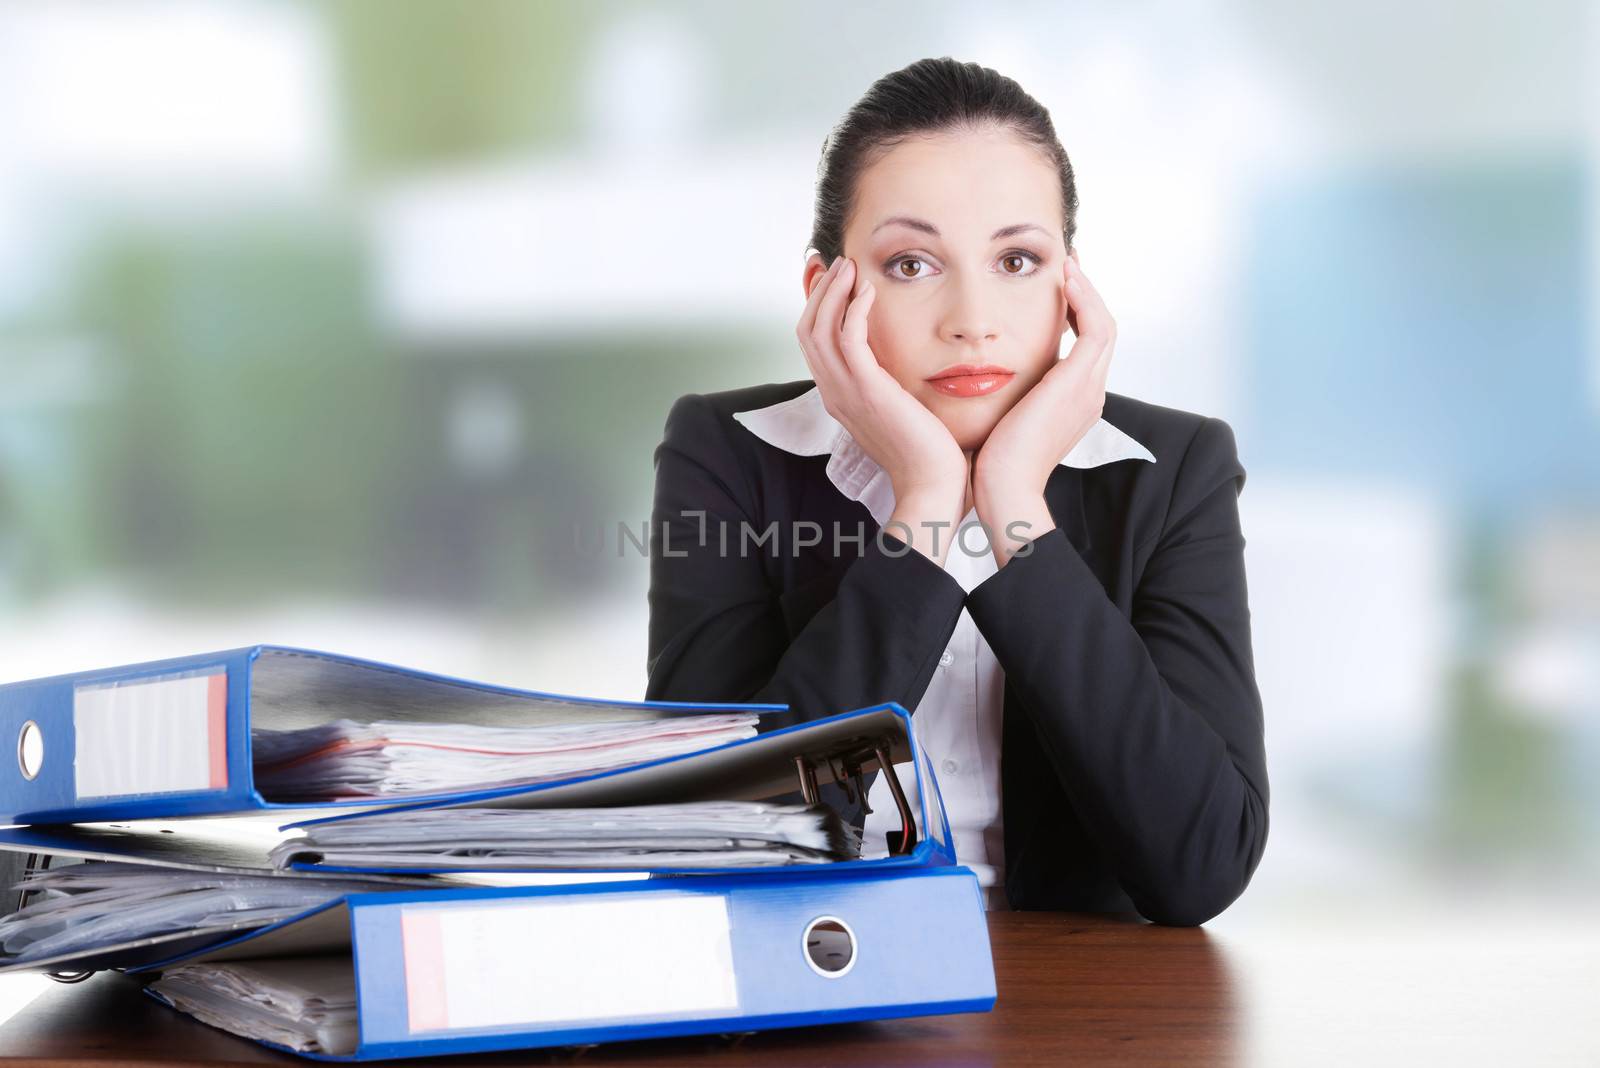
left=644, top=378, right=1269, bottom=926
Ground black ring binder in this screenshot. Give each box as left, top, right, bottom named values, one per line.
left=792, top=735, right=918, bottom=857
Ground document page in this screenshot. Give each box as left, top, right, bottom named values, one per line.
left=272, top=801, right=862, bottom=871
left=252, top=714, right=759, bottom=800
left=150, top=956, right=359, bottom=1055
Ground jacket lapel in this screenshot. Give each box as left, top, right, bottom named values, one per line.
left=1044, top=464, right=1093, bottom=557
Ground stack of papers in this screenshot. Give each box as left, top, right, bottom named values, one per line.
left=150, top=958, right=358, bottom=1056
left=0, top=861, right=435, bottom=966
left=271, top=802, right=863, bottom=871
left=251, top=714, right=759, bottom=800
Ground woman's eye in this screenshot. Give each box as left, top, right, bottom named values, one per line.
left=889, top=256, right=928, bottom=279
left=1000, top=252, right=1041, bottom=275
left=883, top=251, right=1043, bottom=281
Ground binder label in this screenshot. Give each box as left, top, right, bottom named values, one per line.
left=401, top=893, right=739, bottom=1033
left=73, top=669, right=228, bottom=799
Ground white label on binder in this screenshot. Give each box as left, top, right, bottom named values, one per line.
left=402, top=893, right=739, bottom=1033
left=74, top=670, right=228, bottom=799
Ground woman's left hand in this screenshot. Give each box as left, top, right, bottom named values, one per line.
left=973, top=251, right=1117, bottom=563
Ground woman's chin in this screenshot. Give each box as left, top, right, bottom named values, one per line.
left=912, top=388, right=1012, bottom=451
left=939, top=413, right=1006, bottom=454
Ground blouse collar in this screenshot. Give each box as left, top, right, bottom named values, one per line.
left=732, top=383, right=1156, bottom=530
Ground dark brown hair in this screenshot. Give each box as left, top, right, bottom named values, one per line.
left=806, top=57, right=1080, bottom=263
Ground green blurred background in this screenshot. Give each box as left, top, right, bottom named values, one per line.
left=0, top=0, right=1596, bottom=947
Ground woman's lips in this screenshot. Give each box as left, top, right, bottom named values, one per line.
left=927, top=364, right=1016, bottom=398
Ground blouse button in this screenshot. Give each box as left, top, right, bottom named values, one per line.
left=942, top=758, right=960, bottom=775
left=939, top=649, right=954, bottom=667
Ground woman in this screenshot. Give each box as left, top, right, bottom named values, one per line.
left=644, top=58, right=1267, bottom=926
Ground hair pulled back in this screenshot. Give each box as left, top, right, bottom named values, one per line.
left=807, top=57, right=1079, bottom=263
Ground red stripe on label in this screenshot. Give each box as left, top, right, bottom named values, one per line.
left=207, top=673, right=229, bottom=790
left=402, top=911, right=449, bottom=1032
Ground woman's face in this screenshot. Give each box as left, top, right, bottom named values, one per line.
left=807, top=126, right=1074, bottom=452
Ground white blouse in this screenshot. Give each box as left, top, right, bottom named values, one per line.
left=731, top=384, right=1156, bottom=909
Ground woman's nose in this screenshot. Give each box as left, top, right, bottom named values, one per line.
left=938, top=280, right=1001, bottom=344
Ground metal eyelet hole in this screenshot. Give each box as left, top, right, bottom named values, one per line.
left=17, top=721, right=43, bottom=780
left=802, top=916, right=856, bottom=978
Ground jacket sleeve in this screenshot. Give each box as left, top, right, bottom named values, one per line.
left=644, top=392, right=968, bottom=729
left=964, top=416, right=1269, bottom=926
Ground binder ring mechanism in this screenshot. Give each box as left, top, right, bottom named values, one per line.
left=792, top=736, right=917, bottom=857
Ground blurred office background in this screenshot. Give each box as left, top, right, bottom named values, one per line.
left=0, top=0, right=1597, bottom=1051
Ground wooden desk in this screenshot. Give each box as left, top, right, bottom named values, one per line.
left=0, top=911, right=1236, bottom=1065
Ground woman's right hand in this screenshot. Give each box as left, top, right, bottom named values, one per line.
left=796, top=255, right=970, bottom=548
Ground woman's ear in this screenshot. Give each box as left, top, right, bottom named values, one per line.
left=804, top=254, right=826, bottom=300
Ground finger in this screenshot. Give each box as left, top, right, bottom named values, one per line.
left=1057, top=270, right=1097, bottom=371
left=798, top=258, right=848, bottom=385
left=1057, top=259, right=1071, bottom=334
left=1065, top=256, right=1114, bottom=347
left=1058, top=258, right=1081, bottom=341
left=1059, top=291, right=1105, bottom=377
left=797, top=323, right=827, bottom=389
left=1058, top=322, right=1104, bottom=391
left=1069, top=262, right=1116, bottom=385
left=839, top=275, right=878, bottom=378
left=1089, top=338, right=1114, bottom=396
left=814, top=257, right=859, bottom=376
left=796, top=256, right=842, bottom=346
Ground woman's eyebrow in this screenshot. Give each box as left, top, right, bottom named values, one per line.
left=870, top=216, right=1051, bottom=242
